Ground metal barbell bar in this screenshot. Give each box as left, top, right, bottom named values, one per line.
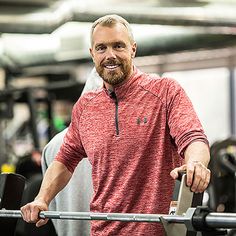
left=205, top=212, right=236, bottom=228
left=1, top=207, right=236, bottom=230
left=0, top=209, right=182, bottom=223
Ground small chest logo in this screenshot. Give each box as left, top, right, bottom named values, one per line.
left=137, top=117, right=148, bottom=125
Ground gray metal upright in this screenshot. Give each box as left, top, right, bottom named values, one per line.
left=229, top=66, right=236, bottom=136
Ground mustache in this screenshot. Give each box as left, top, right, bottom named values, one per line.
left=101, top=59, right=121, bottom=66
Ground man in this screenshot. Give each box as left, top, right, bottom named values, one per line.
left=21, top=15, right=211, bottom=235
left=41, top=68, right=102, bottom=236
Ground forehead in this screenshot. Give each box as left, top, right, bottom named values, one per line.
left=92, top=23, right=131, bottom=45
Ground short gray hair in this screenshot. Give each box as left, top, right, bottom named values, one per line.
left=90, top=14, right=134, bottom=46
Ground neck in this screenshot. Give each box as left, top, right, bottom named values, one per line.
left=104, top=82, right=114, bottom=91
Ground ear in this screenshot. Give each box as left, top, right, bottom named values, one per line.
left=89, top=48, right=94, bottom=60
left=131, top=42, right=137, bottom=59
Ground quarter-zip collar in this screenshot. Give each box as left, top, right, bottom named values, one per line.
left=103, top=66, right=142, bottom=100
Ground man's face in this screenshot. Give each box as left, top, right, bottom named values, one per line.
left=90, top=23, right=137, bottom=86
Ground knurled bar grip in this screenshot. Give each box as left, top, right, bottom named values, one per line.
left=0, top=209, right=184, bottom=223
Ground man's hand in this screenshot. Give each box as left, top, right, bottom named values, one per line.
left=20, top=161, right=73, bottom=227
left=20, top=199, right=49, bottom=227
left=170, top=161, right=211, bottom=193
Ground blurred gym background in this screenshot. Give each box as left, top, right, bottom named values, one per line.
left=0, top=0, right=236, bottom=235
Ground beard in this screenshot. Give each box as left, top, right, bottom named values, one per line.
left=96, top=57, right=132, bottom=86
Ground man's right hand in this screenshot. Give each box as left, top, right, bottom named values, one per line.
left=20, top=199, right=49, bottom=227
left=20, top=161, right=73, bottom=227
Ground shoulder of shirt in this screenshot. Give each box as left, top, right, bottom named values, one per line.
left=77, top=87, right=104, bottom=106
left=138, top=72, right=181, bottom=95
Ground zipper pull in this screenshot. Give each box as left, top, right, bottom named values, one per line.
left=107, top=89, right=117, bottom=100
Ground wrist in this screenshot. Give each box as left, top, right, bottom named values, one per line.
left=34, top=195, right=50, bottom=206
left=187, top=159, right=208, bottom=167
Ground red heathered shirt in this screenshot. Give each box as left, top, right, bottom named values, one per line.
left=55, top=67, right=208, bottom=236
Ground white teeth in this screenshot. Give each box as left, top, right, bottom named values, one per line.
left=105, top=65, right=119, bottom=69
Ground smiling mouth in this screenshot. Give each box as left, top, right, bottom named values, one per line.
left=104, top=64, right=120, bottom=70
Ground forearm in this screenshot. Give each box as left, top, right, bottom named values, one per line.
left=184, top=141, right=210, bottom=167
left=35, top=160, right=72, bottom=205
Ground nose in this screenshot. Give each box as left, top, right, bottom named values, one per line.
left=105, top=47, right=116, bottom=59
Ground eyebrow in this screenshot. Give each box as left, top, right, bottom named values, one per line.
left=95, top=41, right=126, bottom=48
left=114, top=41, right=125, bottom=45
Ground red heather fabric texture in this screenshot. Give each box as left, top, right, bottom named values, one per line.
left=55, top=67, right=208, bottom=236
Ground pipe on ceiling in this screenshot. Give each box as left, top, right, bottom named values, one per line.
left=0, top=1, right=236, bottom=34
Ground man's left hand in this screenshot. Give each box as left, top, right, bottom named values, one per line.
left=170, top=161, right=211, bottom=193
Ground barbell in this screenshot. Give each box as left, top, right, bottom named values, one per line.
left=0, top=209, right=184, bottom=222
left=0, top=207, right=235, bottom=231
